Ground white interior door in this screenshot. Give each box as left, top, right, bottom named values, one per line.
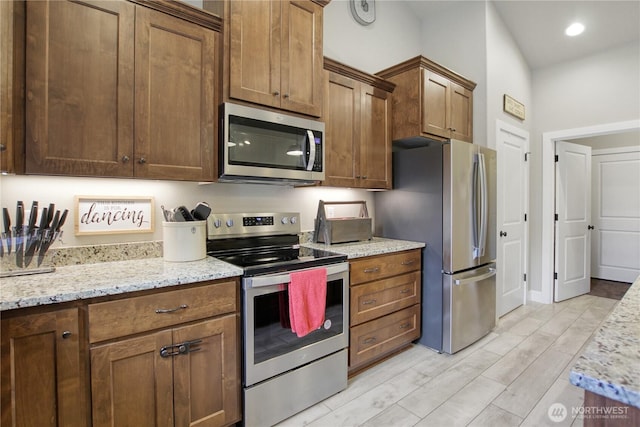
left=591, top=149, right=640, bottom=282
left=496, top=122, right=529, bottom=317
left=555, top=141, right=592, bottom=302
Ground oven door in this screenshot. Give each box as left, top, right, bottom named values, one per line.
left=243, top=262, right=349, bottom=387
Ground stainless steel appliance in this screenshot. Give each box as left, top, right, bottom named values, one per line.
left=375, top=139, right=497, bottom=354
left=206, top=213, right=348, bottom=426
left=219, top=103, right=325, bottom=185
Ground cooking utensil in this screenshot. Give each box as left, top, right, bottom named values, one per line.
left=191, top=202, right=211, bottom=221
left=15, top=201, right=24, bottom=267
left=174, top=206, right=194, bottom=222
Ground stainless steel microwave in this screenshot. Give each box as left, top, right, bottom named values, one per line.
left=219, top=103, right=325, bottom=185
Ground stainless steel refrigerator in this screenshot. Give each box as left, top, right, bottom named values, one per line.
left=374, top=139, right=496, bottom=354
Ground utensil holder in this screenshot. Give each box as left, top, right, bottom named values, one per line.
left=162, top=221, right=206, bottom=262
left=314, top=200, right=372, bottom=244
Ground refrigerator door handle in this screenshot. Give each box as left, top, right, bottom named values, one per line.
left=478, top=153, right=488, bottom=257
left=454, top=267, right=496, bottom=286
left=472, top=153, right=488, bottom=258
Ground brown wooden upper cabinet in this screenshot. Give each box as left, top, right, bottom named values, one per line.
left=0, top=0, right=25, bottom=175
left=24, top=0, right=220, bottom=181
left=377, top=56, right=476, bottom=143
left=213, top=0, right=325, bottom=117
left=322, top=58, right=394, bottom=190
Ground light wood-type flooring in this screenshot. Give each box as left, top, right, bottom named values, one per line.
left=277, top=293, right=619, bottom=427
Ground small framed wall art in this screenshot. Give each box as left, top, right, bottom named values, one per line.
left=503, top=94, right=525, bottom=120
left=74, top=196, right=155, bottom=236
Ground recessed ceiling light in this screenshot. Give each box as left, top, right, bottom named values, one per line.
left=565, top=22, right=585, bottom=37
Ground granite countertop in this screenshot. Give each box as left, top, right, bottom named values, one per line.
left=0, top=257, right=243, bottom=311
left=1, top=237, right=423, bottom=312
left=569, top=275, right=640, bottom=408
left=302, top=237, right=425, bottom=259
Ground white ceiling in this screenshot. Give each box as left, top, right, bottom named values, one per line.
left=406, top=0, right=640, bottom=70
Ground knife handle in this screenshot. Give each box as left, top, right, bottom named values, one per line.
left=2, top=207, right=10, bottom=233
left=16, top=201, right=24, bottom=231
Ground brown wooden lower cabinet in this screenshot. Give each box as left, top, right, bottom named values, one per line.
left=91, top=315, right=239, bottom=427
left=1, top=278, right=241, bottom=427
left=583, top=390, right=640, bottom=427
left=1, top=307, right=89, bottom=427
left=348, top=249, right=422, bottom=373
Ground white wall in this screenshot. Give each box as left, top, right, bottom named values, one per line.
left=528, top=40, right=640, bottom=292
left=485, top=1, right=532, bottom=149
left=323, top=0, right=422, bottom=73
left=417, top=1, right=488, bottom=146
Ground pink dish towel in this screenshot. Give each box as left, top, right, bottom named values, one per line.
left=288, top=268, right=327, bottom=338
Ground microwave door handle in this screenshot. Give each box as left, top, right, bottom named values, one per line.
left=306, top=130, right=316, bottom=171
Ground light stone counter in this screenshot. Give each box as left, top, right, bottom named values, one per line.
left=302, top=237, right=425, bottom=259
left=1, top=237, right=423, bottom=312
left=0, top=257, right=243, bottom=311
left=569, top=275, right=640, bottom=408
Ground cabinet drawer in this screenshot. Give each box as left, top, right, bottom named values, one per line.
left=350, top=271, right=420, bottom=326
left=350, top=249, right=421, bottom=285
left=349, top=304, right=420, bottom=370
left=88, top=280, right=237, bottom=343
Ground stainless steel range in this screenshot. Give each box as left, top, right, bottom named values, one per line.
left=207, top=213, right=349, bottom=427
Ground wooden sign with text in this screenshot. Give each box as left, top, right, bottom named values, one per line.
left=74, top=196, right=155, bottom=235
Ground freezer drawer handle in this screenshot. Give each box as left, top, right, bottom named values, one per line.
left=363, top=267, right=380, bottom=273
left=454, top=268, right=496, bottom=286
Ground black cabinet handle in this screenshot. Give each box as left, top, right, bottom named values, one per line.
left=499, top=231, right=507, bottom=237
left=61, top=331, right=72, bottom=339
left=588, top=225, right=595, bottom=230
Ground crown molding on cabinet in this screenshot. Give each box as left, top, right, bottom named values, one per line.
left=377, top=55, right=477, bottom=91
left=324, top=57, right=396, bottom=93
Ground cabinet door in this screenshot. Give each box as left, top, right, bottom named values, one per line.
left=421, top=69, right=450, bottom=140
left=323, top=71, right=360, bottom=187
left=25, top=0, right=135, bottom=177
left=1, top=308, right=87, bottom=427
left=135, top=7, right=217, bottom=181
left=173, top=315, right=240, bottom=427
left=449, top=81, right=473, bottom=142
left=91, top=331, right=174, bottom=427
left=360, top=83, right=392, bottom=189
left=280, top=0, right=323, bottom=117
left=228, top=0, right=281, bottom=109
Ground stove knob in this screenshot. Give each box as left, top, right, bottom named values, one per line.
left=213, top=219, right=222, bottom=228
left=226, top=219, right=234, bottom=227
left=290, top=216, right=297, bottom=224
left=281, top=217, right=289, bottom=225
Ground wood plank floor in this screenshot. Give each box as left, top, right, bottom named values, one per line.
left=276, top=294, right=619, bottom=427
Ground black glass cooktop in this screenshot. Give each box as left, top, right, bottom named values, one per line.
left=207, top=235, right=346, bottom=277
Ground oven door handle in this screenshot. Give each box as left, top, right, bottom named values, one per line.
left=244, top=262, right=349, bottom=289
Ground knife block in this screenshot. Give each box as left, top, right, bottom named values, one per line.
left=0, top=247, right=55, bottom=277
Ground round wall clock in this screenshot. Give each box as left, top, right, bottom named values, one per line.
left=350, top=0, right=376, bottom=26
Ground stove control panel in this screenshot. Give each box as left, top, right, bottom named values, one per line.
left=207, top=212, right=301, bottom=238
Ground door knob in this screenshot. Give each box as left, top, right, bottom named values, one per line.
left=499, top=231, right=507, bottom=237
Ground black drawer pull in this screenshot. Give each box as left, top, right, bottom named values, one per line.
left=400, top=289, right=410, bottom=294
left=364, top=337, right=377, bottom=344
left=400, top=322, right=411, bottom=330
